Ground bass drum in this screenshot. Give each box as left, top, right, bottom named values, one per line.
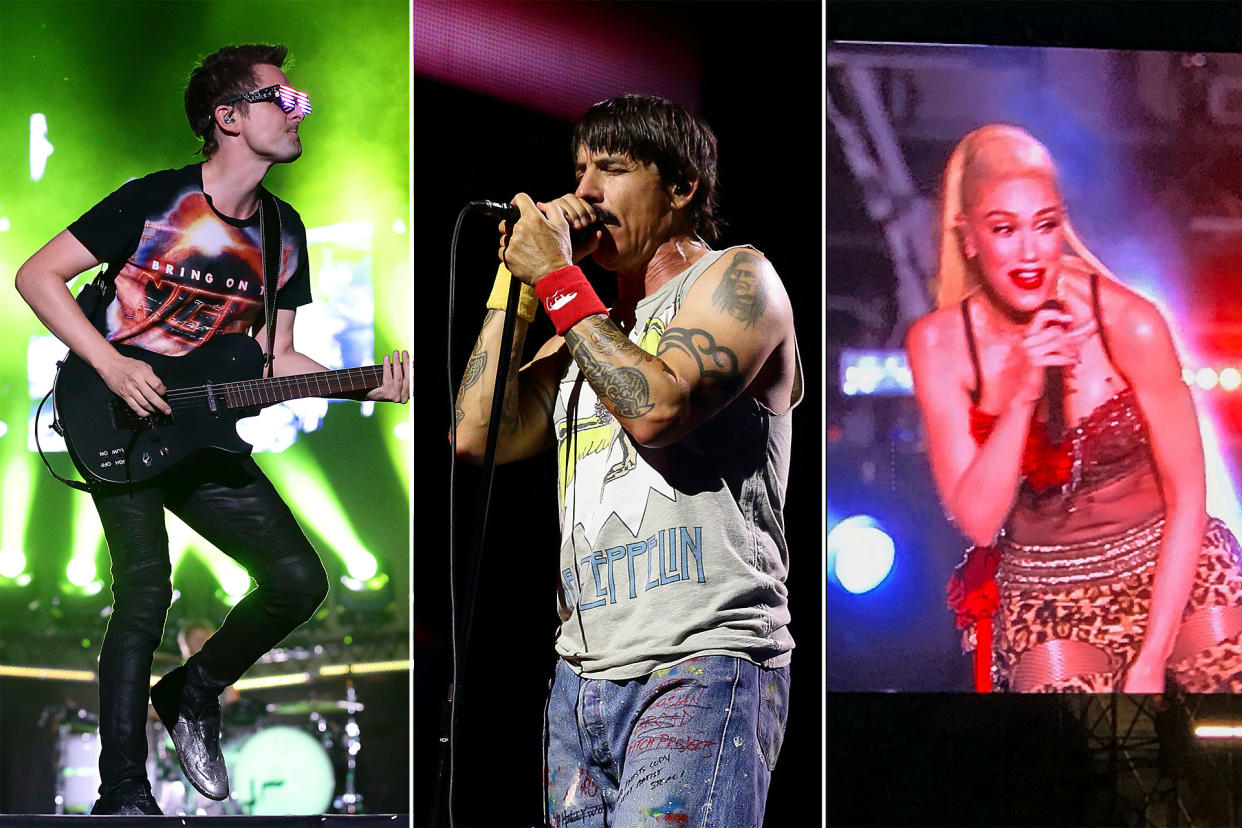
left=224, top=725, right=335, bottom=815
left=55, top=728, right=102, bottom=814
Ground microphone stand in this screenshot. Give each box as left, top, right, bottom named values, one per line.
left=433, top=217, right=523, bottom=825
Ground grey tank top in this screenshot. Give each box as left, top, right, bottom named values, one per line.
left=552, top=246, right=799, bottom=679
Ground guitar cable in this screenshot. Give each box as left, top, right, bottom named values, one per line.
left=33, top=379, right=96, bottom=493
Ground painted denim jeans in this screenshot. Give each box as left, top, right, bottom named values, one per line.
left=544, top=655, right=790, bottom=827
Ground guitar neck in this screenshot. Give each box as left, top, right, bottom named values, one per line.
left=221, top=365, right=385, bottom=408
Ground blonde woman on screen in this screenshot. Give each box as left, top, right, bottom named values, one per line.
left=906, top=124, right=1242, bottom=692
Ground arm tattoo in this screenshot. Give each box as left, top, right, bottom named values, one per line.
left=461, top=309, right=495, bottom=392
left=499, top=331, right=524, bottom=433
left=657, top=326, right=744, bottom=403
left=711, top=250, right=767, bottom=328
left=456, top=313, right=495, bottom=426
left=456, top=308, right=527, bottom=434
left=564, top=318, right=654, bottom=418
left=462, top=344, right=488, bottom=390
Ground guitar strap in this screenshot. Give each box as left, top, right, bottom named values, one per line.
left=257, top=189, right=281, bottom=378
left=75, top=266, right=116, bottom=335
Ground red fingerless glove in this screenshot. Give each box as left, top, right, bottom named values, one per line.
left=534, top=265, right=607, bottom=335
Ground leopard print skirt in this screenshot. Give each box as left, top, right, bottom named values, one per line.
left=992, top=516, right=1242, bottom=692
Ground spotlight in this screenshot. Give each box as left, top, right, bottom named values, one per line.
left=0, top=548, right=25, bottom=579
left=345, top=551, right=378, bottom=581
left=1196, top=367, right=1219, bottom=390
left=1220, top=367, right=1241, bottom=391
left=827, top=515, right=895, bottom=594
left=217, top=566, right=253, bottom=601
left=29, top=113, right=53, bottom=181
left=66, top=557, right=96, bottom=587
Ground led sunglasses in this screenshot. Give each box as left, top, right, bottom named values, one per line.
left=219, top=84, right=312, bottom=116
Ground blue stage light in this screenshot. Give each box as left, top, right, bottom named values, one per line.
left=827, top=515, right=895, bottom=594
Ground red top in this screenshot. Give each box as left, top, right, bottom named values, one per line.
left=969, top=407, right=1074, bottom=491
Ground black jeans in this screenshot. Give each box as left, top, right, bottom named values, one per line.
left=84, top=452, right=328, bottom=790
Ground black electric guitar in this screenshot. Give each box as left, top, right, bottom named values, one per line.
left=54, top=333, right=385, bottom=484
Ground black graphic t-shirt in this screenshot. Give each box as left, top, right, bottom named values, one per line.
left=68, top=164, right=311, bottom=357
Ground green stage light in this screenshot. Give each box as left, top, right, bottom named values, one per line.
left=69, top=499, right=102, bottom=584
left=341, top=571, right=389, bottom=593
left=1, top=0, right=409, bottom=620
left=346, top=552, right=378, bottom=581
left=383, top=406, right=413, bottom=496
left=0, top=548, right=26, bottom=579
left=2, top=459, right=33, bottom=575
left=185, top=540, right=253, bottom=602
left=217, top=564, right=252, bottom=600
left=66, top=555, right=96, bottom=588
left=166, top=513, right=201, bottom=570
left=262, top=454, right=383, bottom=583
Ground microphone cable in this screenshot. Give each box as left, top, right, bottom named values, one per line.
left=442, top=204, right=469, bottom=828
left=442, top=203, right=523, bottom=827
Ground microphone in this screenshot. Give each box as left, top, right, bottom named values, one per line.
left=468, top=199, right=615, bottom=229
left=469, top=200, right=520, bottom=222
left=1039, top=299, right=1067, bottom=443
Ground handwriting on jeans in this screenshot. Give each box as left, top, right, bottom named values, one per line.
left=628, top=733, right=718, bottom=756
left=627, top=685, right=716, bottom=759
left=633, top=708, right=696, bottom=734
left=649, top=687, right=707, bottom=710
left=576, top=770, right=599, bottom=799
left=553, top=803, right=606, bottom=826
left=618, top=761, right=689, bottom=802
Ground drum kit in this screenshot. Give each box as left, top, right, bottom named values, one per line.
left=50, top=682, right=367, bottom=816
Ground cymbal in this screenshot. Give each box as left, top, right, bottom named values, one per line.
left=264, top=699, right=364, bottom=716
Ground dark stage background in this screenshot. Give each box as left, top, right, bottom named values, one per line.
left=413, top=2, right=823, bottom=825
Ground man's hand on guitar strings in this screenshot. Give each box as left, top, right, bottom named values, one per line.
left=366, top=349, right=410, bottom=404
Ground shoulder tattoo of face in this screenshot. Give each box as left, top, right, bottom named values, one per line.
left=712, top=250, right=767, bottom=328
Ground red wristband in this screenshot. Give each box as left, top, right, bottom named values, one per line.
left=534, top=265, right=607, bottom=335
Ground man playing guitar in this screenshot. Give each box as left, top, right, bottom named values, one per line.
left=14, top=44, right=409, bottom=815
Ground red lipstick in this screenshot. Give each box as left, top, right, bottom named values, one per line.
left=1009, top=267, right=1044, bottom=290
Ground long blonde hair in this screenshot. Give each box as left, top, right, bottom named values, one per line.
left=934, top=124, right=1118, bottom=308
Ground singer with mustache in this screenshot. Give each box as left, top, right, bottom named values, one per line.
left=906, top=124, right=1242, bottom=693
left=453, top=95, right=800, bottom=826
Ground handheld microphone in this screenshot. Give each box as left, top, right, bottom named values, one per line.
left=468, top=200, right=520, bottom=222
left=1039, top=299, right=1067, bottom=443
left=468, top=199, right=614, bottom=228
